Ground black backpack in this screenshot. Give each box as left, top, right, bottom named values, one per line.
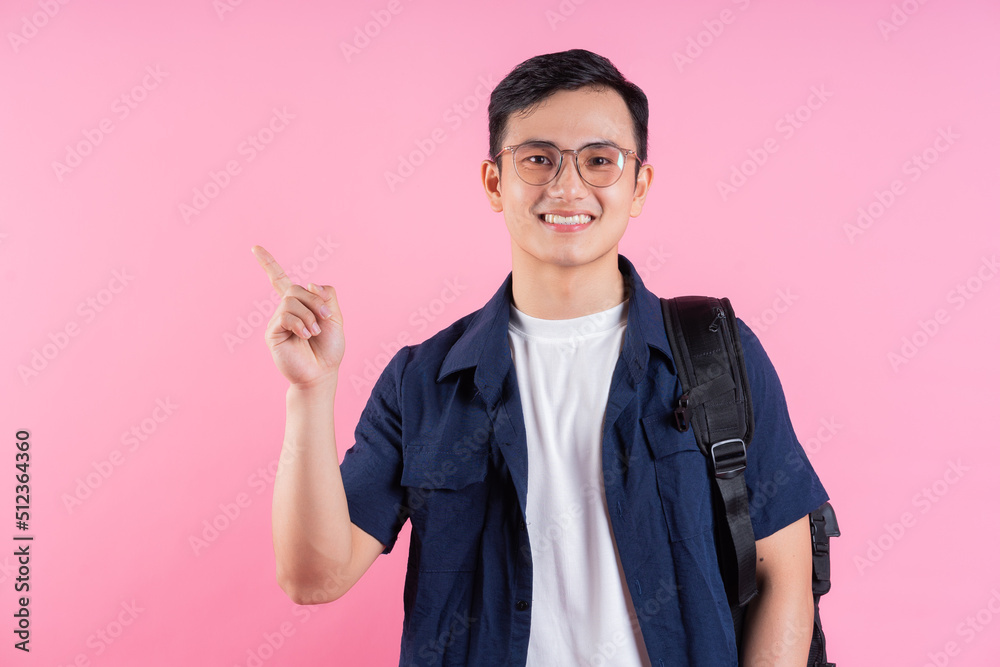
left=660, top=295, right=839, bottom=666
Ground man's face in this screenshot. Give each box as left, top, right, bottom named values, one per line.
left=481, top=85, right=653, bottom=271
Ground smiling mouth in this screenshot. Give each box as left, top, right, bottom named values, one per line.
left=540, top=213, right=594, bottom=225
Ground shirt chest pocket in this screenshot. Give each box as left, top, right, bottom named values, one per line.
left=641, top=410, right=714, bottom=542
left=400, top=442, right=491, bottom=572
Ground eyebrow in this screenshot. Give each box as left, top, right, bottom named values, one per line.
left=517, top=138, right=622, bottom=149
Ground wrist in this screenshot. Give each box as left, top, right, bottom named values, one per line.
left=288, top=373, right=339, bottom=398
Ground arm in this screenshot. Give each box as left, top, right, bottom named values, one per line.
left=272, top=377, right=385, bottom=605
left=734, top=318, right=829, bottom=663
left=251, top=245, right=384, bottom=605
left=739, top=515, right=814, bottom=666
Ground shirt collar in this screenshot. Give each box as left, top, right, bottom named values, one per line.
left=436, top=254, right=676, bottom=406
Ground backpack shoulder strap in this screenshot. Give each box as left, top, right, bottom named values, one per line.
left=660, top=295, right=758, bottom=608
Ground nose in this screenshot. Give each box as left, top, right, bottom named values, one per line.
left=545, top=151, right=589, bottom=199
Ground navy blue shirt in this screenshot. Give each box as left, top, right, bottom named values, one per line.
left=340, top=254, right=829, bottom=666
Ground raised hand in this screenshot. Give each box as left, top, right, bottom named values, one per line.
left=251, top=245, right=345, bottom=388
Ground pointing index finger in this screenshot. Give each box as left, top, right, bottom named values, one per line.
left=251, top=245, right=293, bottom=295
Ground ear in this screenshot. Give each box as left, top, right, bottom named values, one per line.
left=629, top=163, right=654, bottom=218
left=481, top=159, right=504, bottom=213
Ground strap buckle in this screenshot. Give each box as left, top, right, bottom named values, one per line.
left=673, top=393, right=690, bottom=432
left=710, top=438, right=747, bottom=479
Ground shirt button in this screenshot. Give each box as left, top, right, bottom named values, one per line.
left=515, top=600, right=529, bottom=611
left=519, top=519, right=526, bottom=530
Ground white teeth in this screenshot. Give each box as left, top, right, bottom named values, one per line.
left=543, top=214, right=593, bottom=225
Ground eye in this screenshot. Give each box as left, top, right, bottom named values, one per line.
left=525, top=153, right=553, bottom=165
left=515, top=143, right=559, bottom=170
left=581, top=145, right=623, bottom=170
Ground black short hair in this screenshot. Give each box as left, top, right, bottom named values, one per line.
left=488, top=49, right=649, bottom=178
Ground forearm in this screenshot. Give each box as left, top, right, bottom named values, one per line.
left=740, top=583, right=814, bottom=666
left=271, top=375, right=353, bottom=602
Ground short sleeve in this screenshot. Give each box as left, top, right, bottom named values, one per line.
left=340, top=345, right=411, bottom=555
left=736, top=318, right=829, bottom=540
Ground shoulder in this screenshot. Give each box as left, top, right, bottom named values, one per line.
left=733, top=315, right=786, bottom=405
left=734, top=316, right=766, bottom=374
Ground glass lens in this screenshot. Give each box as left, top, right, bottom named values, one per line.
left=579, top=144, right=625, bottom=186
left=512, top=142, right=561, bottom=184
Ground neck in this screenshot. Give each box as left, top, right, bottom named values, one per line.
left=509, top=250, right=627, bottom=320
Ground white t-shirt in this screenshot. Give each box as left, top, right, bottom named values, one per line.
left=508, top=296, right=652, bottom=667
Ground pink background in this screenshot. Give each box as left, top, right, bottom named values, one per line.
left=2, top=0, right=998, bottom=665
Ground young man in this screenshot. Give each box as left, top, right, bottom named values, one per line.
left=256, top=49, right=829, bottom=666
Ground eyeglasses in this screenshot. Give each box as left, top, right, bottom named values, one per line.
left=494, top=141, right=638, bottom=188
